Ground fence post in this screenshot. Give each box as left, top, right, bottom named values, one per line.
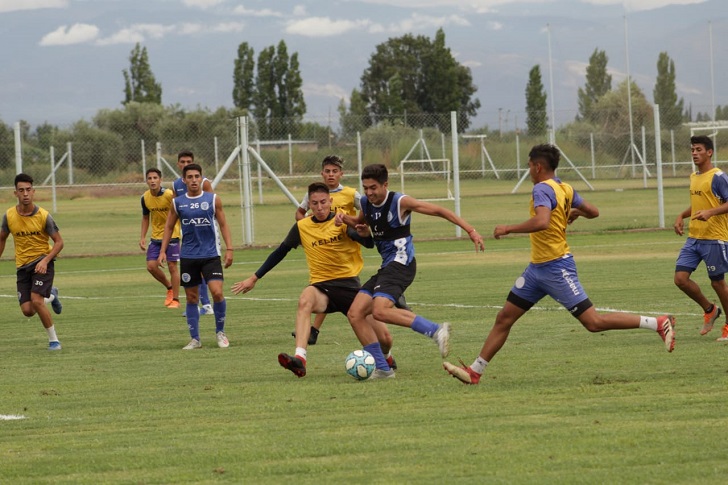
left=670, top=130, right=676, bottom=176
left=288, top=133, right=293, bottom=175
left=450, top=111, right=462, bottom=238
left=590, top=133, right=596, bottom=179
left=14, top=122, right=22, bottom=174
left=141, top=140, right=147, bottom=178
left=67, top=142, right=73, bottom=185
left=240, top=117, right=253, bottom=246
left=654, top=105, right=665, bottom=228
left=50, top=146, right=57, bottom=213
left=156, top=142, right=162, bottom=170
left=214, top=136, right=219, bottom=175
left=515, top=133, right=521, bottom=178
left=356, top=131, right=363, bottom=194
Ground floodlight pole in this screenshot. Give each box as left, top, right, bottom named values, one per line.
left=546, top=23, right=556, bottom=144
left=624, top=15, right=637, bottom=177
left=709, top=21, right=716, bottom=121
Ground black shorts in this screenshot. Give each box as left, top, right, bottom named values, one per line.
left=17, top=259, right=55, bottom=304
left=180, top=257, right=223, bottom=288
left=312, top=278, right=361, bottom=315
left=361, top=259, right=416, bottom=304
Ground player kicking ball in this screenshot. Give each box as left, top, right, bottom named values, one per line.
left=444, top=144, right=675, bottom=385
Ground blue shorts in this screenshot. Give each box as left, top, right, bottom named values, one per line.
left=675, top=238, right=728, bottom=280
left=147, top=239, right=180, bottom=262
left=360, top=260, right=416, bottom=305
left=509, top=255, right=590, bottom=314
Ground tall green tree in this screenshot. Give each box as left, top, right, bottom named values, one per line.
left=577, top=48, right=612, bottom=122
left=525, top=65, right=548, bottom=136
left=338, top=88, right=371, bottom=138
left=232, top=42, right=255, bottom=111
left=359, top=28, right=479, bottom=131
left=252, top=41, right=306, bottom=139
left=715, top=105, right=728, bottom=121
left=122, top=43, right=162, bottom=105
left=653, top=52, right=684, bottom=129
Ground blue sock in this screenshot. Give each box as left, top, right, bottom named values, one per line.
left=213, top=299, right=226, bottom=333
left=364, top=342, right=390, bottom=370
left=199, top=280, right=210, bottom=306
left=411, top=315, right=439, bottom=338
left=186, top=303, right=200, bottom=340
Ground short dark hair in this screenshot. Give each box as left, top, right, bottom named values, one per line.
left=691, top=135, right=714, bottom=152
left=178, top=150, right=194, bottom=161
left=182, top=163, right=202, bottom=177
left=14, top=173, right=33, bottom=188
left=145, top=168, right=162, bottom=178
left=361, top=164, right=388, bottom=184
left=528, top=144, right=560, bottom=171
left=321, top=155, right=343, bottom=169
left=308, top=182, right=330, bottom=197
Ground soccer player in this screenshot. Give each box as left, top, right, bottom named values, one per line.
left=159, top=163, right=234, bottom=350
left=0, top=173, right=64, bottom=350
left=673, top=135, right=728, bottom=340
left=443, top=144, right=676, bottom=385
left=292, top=155, right=362, bottom=345
left=140, top=168, right=180, bottom=308
left=337, top=163, right=485, bottom=379
left=173, top=150, right=214, bottom=316
left=232, top=182, right=395, bottom=378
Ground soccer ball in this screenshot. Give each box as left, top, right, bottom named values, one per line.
left=345, top=350, right=376, bottom=380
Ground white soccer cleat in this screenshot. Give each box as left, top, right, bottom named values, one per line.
left=182, top=339, right=201, bottom=350
left=216, top=331, right=229, bottom=348
left=200, top=304, right=214, bottom=315
left=433, top=322, right=451, bottom=358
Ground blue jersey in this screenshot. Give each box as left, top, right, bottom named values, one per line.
left=361, top=191, right=415, bottom=267
left=173, top=191, right=220, bottom=259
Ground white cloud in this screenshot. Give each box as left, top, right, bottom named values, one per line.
left=232, top=5, right=284, bottom=17
left=0, top=0, right=67, bottom=14
left=379, top=13, right=470, bottom=34
left=39, top=23, right=99, bottom=46
left=292, top=5, right=307, bottom=16
left=182, top=0, right=226, bottom=9
left=96, top=23, right=176, bottom=45
left=462, top=60, right=483, bottom=68
left=353, top=0, right=707, bottom=13
left=213, top=21, right=245, bottom=33
left=488, top=21, right=503, bottom=31
left=286, top=17, right=372, bottom=37
left=304, top=82, right=349, bottom=101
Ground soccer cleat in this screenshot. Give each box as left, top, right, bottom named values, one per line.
left=443, top=360, right=481, bottom=385
left=656, top=315, right=676, bottom=352
left=164, top=289, right=174, bottom=307
left=167, top=299, right=180, bottom=309
left=433, top=322, right=451, bottom=358
left=369, top=368, right=395, bottom=379
left=182, top=339, right=201, bottom=350
left=216, top=331, right=230, bottom=348
left=386, top=354, right=398, bottom=370
left=278, top=353, right=306, bottom=377
left=200, top=304, right=214, bottom=315
left=716, top=324, right=728, bottom=342
left=48, top=341, right=62, bottom=351
left=50, top=287, right=62, bottom=315
left=291, top=326, right=319, bottom=345
left=701, top=305, right=721, bottom=335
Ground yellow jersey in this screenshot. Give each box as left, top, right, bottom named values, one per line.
left=688, top=168, right=728, bottom=241
left=2, top=205, right=58, bottom=268
left=296, top=215, right=364, bottom=284
left=529, top=178, right=573, bottom=264
left=141, top=187, right=180, bottom=241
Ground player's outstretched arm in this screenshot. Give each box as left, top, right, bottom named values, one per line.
left=568, top=199, right=599, bottom=224
left=400, top=196, right=484, bottom=252
left=494, top=206, right=551, bottom=239
left=231, top=275, right=257, bottom=295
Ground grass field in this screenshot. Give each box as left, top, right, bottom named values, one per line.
left=2, top=180, right=728, bottom=483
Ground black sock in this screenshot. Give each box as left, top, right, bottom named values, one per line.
left=705, top=304, right=714, bottom=314
left=310, top=326, right=319, bottom=336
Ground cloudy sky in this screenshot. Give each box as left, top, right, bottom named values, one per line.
left=0, top=0, right=724, bottom=130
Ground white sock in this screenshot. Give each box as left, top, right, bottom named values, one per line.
left=46, top=325, right=59, bottom=342
left=639, top=316, right=658, bottom=331
left=295, top=347, right=307, bottom=362
left=44, top=294, right=55, bottom=305
left=471, top=356, right=488, bottom=375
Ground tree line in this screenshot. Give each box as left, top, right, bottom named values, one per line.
left=2, top=30, right=726, bottom=173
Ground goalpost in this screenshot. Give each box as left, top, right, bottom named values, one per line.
left=399, top=158, right=454, bottom=201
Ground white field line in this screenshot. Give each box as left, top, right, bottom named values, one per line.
left=0, top=414, right=26, bottom=421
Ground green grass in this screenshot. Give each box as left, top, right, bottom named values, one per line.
left=2, top=183, right=727, bottom=483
